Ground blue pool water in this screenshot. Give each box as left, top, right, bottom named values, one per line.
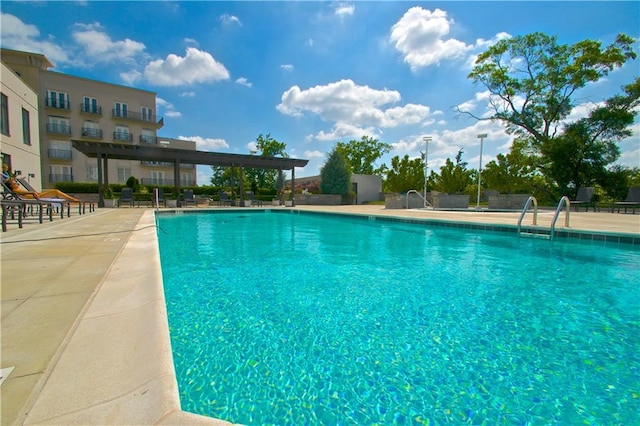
left=157, top=211, right=640, bottom=425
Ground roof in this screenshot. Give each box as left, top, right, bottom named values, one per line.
left=72, top=140, right=308, bottom=170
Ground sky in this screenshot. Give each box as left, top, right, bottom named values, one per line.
left=1, top=1, right=639, bottom=184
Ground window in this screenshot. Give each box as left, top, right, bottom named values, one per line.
left=140, top=129, right=155, bottom=144
left=83, top=96, right=99, bottom=114
left=181, top=173, right=192, bottom=186
left=1, top=93, right=8, bottom=136
left=151, top=171, right=165, bottom=185
left=49, top=164, right=73, bottom=183
left=117, top=167, right=132, bottom=183
left=114, top=125, right=130, bottom=141
left=82, top=120, right=102, bottom=138
left=46, top=90, right=70, bottom=109
left=86, top=166, right=98, bottom=181
left=114, top=102, right=128, bottom=118
left=141, top=106, right=153, bottom=122
left=22, top=108, right=31, bottom=145
left=47, top=116, right=71, bottom=135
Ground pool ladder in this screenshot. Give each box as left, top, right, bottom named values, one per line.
left=517, top=196, right=570, bottom=240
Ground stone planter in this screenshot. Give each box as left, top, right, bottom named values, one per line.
left=272, top=200, right=280, bottom=206
left=432, top=194, right=470, bottom=209
left=103, top=199, right=117, bottom=208
left=285, top=200, right=293, bottom=207
left=166, top=199, right=178, bottom=208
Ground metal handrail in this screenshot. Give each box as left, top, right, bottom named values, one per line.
left=550, top=196, right=570, bottom=239
left=406, top=190, right=432, bottom=209
left=517, top=196, right=538, bottom=234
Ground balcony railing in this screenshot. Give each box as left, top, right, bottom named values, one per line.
left=112, top=109, right=163, bottom=125
left=48, top=149, right=73, bottom=160
left=141, top=178, right=174, bottom=186
left=113, top=131, right=133, bottom=142
left=82, top=127, right=103, bottom=139
left=139, top=134, right=157, bottom=144
left=180, top=163, right=195, bottom=169
left=45, top=98, right=71, bottom=110
left=46, top=123, right=72, bottom=135
left=141, top=161, right=172, bottom=167
left=49, top=174, right=73, bottom=183
left=80, top=104, right=102, bottom=115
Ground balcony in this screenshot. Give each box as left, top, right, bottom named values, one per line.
left=82, top=127, right=103, bottom=139
left=180, top=163, right=195, bottom=169
left=46, top=123, right=72, bottom=136
left=49, top=174, right=73, bottom=183
left=141, top=178, right=174, bottom=186
left=48, top=149, right=73, bottom=160
left=45, top=98, right=71, bottom=111
left=80, top=104, right=102, bottom=116
left=113, top=131, right=133, bottom=142
left=112, top=110, right=164, bottom=126
left=139, top=134, right=157, bottom=144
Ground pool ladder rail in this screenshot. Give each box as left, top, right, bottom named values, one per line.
left=517, top=196, right=570, bottom=240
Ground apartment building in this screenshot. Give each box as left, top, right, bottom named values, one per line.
left=0, top=62, right=42, bottom=189
left=1, top=48, right=197, bottom=189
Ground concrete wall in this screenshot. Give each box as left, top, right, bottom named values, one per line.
left=352, top=174, right=382, bottom=204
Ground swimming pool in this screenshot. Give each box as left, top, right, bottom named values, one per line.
left=157, top=210, right=639, bottom=424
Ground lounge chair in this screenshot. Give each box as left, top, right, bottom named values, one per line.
left=119, top=187, right=135, bottom=207
left=218, top=191, right=232, bottom=207
left=569, top=187, right=596, bottom=212
left=610, top=187, right=640, bottom=214
left=1, top=181, right=68, bottom=220
left=17, top=177, right=94, bottom=213
left=246, top=191, right=264, bottom=207
left=183, top=189, right=196, bottom=207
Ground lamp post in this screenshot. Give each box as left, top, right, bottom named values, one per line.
left=422, top=136, right=432, bottom=208
left=476, top=133, right=488, bottom=209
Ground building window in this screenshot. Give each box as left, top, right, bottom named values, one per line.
left=47, top=116, right=71, bottom=135
left=141, top=106, right=153, bottom=122
left=86, top=166, right=98, bottom=181
left=151, top=171, right=165, bottom=185
left=117, top=168, right=132, bottom=183
left=114, top=102, right=128, bottom=118
left=114, top=125, right=130, bottom=141
left=82, top=96, right=100, bottom=114
left=49, top=164, right=73, bottom=183
left=49, top=140, right=72, bottom=160
left=181, top=172, right=192, bottom=186
left=0, top=93, right=9, bottom=136
left=22, top=108, right=31, bottom=145
left=45, top=90, right=70, bottom=109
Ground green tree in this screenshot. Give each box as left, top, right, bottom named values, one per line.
left=463, top=32, right=637, bottom=196
left=320, top=149, right=351, bottom=195
left=384, top=154, right=424, bottom=193
left=335, top=136, right=392, bottom=175
left=482, top=137, right=538, bottom=194
left=245, top=133, right=288, bottom=190
left=432, top=149, right=473, bottom=194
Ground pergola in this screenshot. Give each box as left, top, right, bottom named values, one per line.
left=72, top=140, right=309, bottom=207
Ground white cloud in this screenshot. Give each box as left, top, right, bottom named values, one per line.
left=72, top=23, right=146, bottom=63
left=281, top=64, right=294, bottom=71
left=144, top=48, right=230, bottom=86
left=220, top=13, right=241, bottom=26
left=390, top=7, right=472, bottom=70
left=157, top=97, right=181, bottom=118
left=184, top=37, right=199, bottom=46
left=179, top=136, right=229, bottom=151
left=235, top=77, right=252, bottom=88
left=334, top=3, right=355, bottom=18
left=277, top=79, right=433, bottom=140
left=304, top=150, right=325, bottom=159
left=179, top=91, right=196, bottom=98
left=0, top=13, right=70, bottom=65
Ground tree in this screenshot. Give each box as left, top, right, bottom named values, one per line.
left=482, top=137, right=538, bottom=194
left=431, top=149, right=473, bottom=194
left=384, top=155, right=424, bottom=193
left=335, top=136, right=392, bottom=175
left=245, top=133, right=288, bottom=190
left=463, top=32, right=637, bottom=198
left=320, top=149, right=351, bottom=195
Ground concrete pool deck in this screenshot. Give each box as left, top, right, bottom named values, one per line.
left=1, top=205, right=638, bottom=425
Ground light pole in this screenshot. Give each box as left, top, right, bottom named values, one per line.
left=476, top=133, right=488, bottom=209
left=422, top=136, right=432, bottom=208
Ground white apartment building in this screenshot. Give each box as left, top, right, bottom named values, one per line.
left=1, top=48, right=196, bottom=189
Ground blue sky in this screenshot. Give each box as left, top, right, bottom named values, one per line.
left=2, top=1, right=639, bottom=184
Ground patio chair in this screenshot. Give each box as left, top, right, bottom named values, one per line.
left=119, top=187, right=135, bottom=207
left=569, top=187, right=596, bottom=212
left=183, top=189, right=197, bottom=207
left=246, top=191, right=264, bottom=207
left=218, top=191, right=232, bottom=207
left=610, top=187, right=640, bottom=214
left=17, top=177, right=94, bottom=214
left=1, top=181, right=68, bottom=219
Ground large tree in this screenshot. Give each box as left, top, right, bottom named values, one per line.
left=335, top=136, right=392, bottom=175
left=463, top=32, right=637, bottom=196
left=384, top=154, right=424, bottom=193
left=431, top=149, right=473, bottom=194
left=245, top=133, right=288, bottom=190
